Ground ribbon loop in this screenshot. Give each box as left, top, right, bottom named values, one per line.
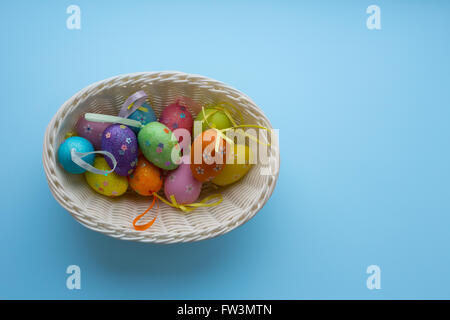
left=71, top=149, right=117, bottom=176
left=118, top=90, right=149, bottom=118
left=133, top=195, right=159, bottom=231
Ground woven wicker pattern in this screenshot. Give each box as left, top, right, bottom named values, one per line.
left=43, top=71, right=280, bottom=243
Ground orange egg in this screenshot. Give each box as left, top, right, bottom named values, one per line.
left=128, top=156, right=163, bottom=196
left=190, top=129, right=227, bottom=182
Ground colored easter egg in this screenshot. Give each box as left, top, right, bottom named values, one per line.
left=138, top=122, right=181, bottom=170
left=190, top=129, right=227, bottom=182
left=58, top=136, right=94, bottom=174
left=165, top=160, right=202, bottom=204
left=85, top=157, right=128, bottom=197
left=101, top=124, right=138, bottom=176
left=75, top=115, right=110, bottom=150
left=194, top=107, right=232, bottom=133
left=212, top=144, right=254, bottom=186
left=64, top=131, right=77, bottom=140
left=128, top=102, right=157, bottom=134
left=128, top=156, right=163, bottom=196
left=159, top=101, right=194, bottom=135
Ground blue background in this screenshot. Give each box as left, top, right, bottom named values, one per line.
left=1, top=0, right=449, bottom=299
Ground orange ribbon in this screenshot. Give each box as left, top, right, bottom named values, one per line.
left=133, top=195, right=159, bottom=231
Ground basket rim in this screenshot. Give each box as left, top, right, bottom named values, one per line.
left=42, top=71, right=280, bottom=244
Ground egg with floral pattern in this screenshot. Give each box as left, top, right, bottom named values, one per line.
left=101, top=124, right=138, bottom=176
left=128, top=156, right=163, bottom=196
left=211, top=144, right=254, bottom=186
left=190, top=129, right=227, bottom=182
left=138, top=122, right=181, bottom=170
left=159, top=100, right=194, bottom=136
left=85, top=157, right=128, bottom=197
left=75, top=115, right=110, bottom=150
left=165, top=159, right=202, bottom=204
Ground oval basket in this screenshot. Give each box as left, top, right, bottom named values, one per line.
left=43, top=71, right=280, bottom=244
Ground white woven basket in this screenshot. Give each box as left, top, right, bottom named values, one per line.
left=43, top=71, right=280, bottom=243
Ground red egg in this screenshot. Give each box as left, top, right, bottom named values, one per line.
left=159, top=100, right=194, bottom=136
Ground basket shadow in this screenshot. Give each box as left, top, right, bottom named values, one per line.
left=79, top=226, right=242, bottom=279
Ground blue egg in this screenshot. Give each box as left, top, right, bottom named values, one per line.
left=58, top=136, right=95, bottom=174
left=128, top=102, right=157, bottom=133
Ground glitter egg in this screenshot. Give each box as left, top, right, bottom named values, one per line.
left=101, top=124, right=138, bottom=176
left=58, top=136, right=94, bottom=174
left=85, top=157, right=128, bottom=197
left=128, top=156, right=163, bottom=196
left=75, top=115, right=110, bottom=150
left=159, top=100, right=194, bottom=135
left=190, top=129, right=227, bottom=182
left=164, top=160, right=202, bottom=204
left=211, top=144, right=254, bottom=186
left=128, top=102, right=157, bottom=134
left=138, top=122, right=181, bottom=170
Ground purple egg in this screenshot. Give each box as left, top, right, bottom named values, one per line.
left=164, top=160, right=202, bottom=204
left=101, top=124, right=138, bottom=176
left=75, top=115, right=110, bottom=150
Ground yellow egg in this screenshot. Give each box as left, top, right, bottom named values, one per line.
left=211, top=144, right=254, bottom=186
left=85, top=157, right=128, bottom=197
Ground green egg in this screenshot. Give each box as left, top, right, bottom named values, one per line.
left=138, top=122, right=181, bottom=170
left=194, top=107, right=232, bottom=133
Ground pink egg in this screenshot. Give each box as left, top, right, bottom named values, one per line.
left=159, top=100, right=194, bottom=136
left=75, top=115, right=110, bottom=150
left=164, top=162, right=202, bottom=204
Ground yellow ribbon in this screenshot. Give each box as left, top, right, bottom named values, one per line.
left=200, top=103, right=272, bottom=152
left=127, top=101, right=149, bottom=113
left=153, top=193, right=223, bottom=213
left=202, top=102, right=243, bottom=127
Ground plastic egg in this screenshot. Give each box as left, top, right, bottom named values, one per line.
left=85, top=157, right=128, bottom=197
left=165, top=161, right=202, bottom=204
left=138, top=122, right=181, bottom=170
left=194, top=107, right=232, bottom=133
left=128, top=156, right=163, bottom=196
left=101, top=124, right=138, bottom=176
left=128, top=102, right=157, bottom=134
left=190, top=129, right=227, bottom=182
left=58, top=136, right=94, bottom=174
left=159, top=101, right=194, bottom=135
left=212, top=144, right=254, bottom=186
left=75, top=115, right=110, bottom=150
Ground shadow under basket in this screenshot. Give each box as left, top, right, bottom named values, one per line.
left=43, top=71, right=280, bottom=243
